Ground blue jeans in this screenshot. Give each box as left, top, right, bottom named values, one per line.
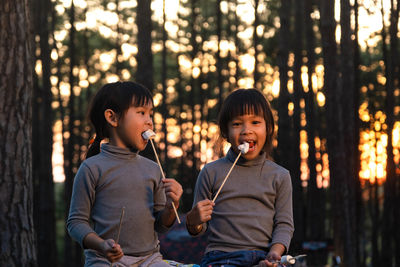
left=201, top=250, right=268, bottom=267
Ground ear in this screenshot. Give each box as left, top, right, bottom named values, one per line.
left=104, top=109, right=119, bottom=127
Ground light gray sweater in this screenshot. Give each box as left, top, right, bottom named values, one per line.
left=67, top=144, right=170, bottom=257
left=192, top=148, right=294, bottom=254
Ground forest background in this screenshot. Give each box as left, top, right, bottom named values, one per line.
left=1, top=0, right=399, bottom=266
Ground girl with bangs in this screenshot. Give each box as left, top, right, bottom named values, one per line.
left=67, top=81, right=182, bottom=267
left=186, top=89, right=294, bottom=267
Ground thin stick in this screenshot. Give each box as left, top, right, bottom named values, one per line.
left=110, top=207, right=125, bottom=267
left=149, top=139, right=181, bottom=224
left=116, top=207, right=125, bottom=244
left=212, top=152, right=242, bottom=202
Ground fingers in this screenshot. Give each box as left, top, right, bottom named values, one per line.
left=103, top=240, right=124, bottom=263
left=198, top=199, right=215, bottom=207
left=258, top=260, right=277, bottom=267
left=163, top=178, right=183, bottom=202
left=196, top=200, right=214, bottom=223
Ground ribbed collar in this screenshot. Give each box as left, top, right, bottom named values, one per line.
left=100, top=143, right=138, bottom=160
left=225, top=147, right=266, bottom=167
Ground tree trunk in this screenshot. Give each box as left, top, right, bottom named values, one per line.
left=291, top=0, right=305, bottom=251
left=136, top=0, right=154, bottom=91
left=381, top=0, right=398, bottom=265
left=136, top=0, right=155, bottom=161
left=304, top=0, right=326, bottom=248
left=161, top=0, right=169, bottom=174
left=0, top=0, right=37, bottom=266
left=352, top=1, right=363, bottom=265
left=115, top=0, right=122, bottom=78
left=319, top=0, right=347, bottom=264
left=63, top=1, right=82, bottom=266
left=253, top=0, right=260, bottom=88
left=233, top=0, right=240, bottom=91
left=32, top=0, right=58, bottom=265
left=189, top=0, right=199, bottom=179
left=276, top=0, right=292, bottom=168
left=339, top=0, right=358, bottom=265
left=216, top=0, right=223, bottom=112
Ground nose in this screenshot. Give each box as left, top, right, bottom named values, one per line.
left=146, top=115, right=153, bottom=128
left=240, top=122, right=251, bottom=135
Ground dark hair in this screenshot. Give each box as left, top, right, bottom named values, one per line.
left=86, top=81, right=153, bottom=158
left=218, top=88, right=275, bottom=156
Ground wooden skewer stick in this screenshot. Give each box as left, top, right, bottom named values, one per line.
left=212, top=143, right=249, bottom=203
left=149, top=139, right=181, bottom=224
left=212, top=152, right=242, bottom=203
left=110, top=207, right=125, bottom=267
left=116, top=207, right=125, bottom=244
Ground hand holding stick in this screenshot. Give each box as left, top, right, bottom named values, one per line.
left=142, top=130, right=181, bottom=224
left=212, top=142, right=249, bottom=203
left=269, top=254, right=306, bottom=266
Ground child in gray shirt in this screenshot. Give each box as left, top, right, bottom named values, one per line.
left=67, top=82, right=182, bottom=266
left=186, top=89, right=294, bottom=267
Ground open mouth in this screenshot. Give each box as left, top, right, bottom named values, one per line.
left=243, top=140, right=256, bottom=151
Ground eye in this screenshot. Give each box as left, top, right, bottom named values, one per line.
left=252, top=120, right=261, bottom=124
left=231, top=121, right=241, bottom=126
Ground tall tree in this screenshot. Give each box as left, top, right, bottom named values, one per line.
left=253, top=0, right=260, bottom=88
left=0, top=0, right=37, bottom=266
left=381, top=0, right=399, bottom=265
left=115, top=0, right=123, bottom=77
left=161, top=0, right=169, bottom=172
left=189, top=0, right=200, bottom=180
left=291, top=0, right=305, bottom=249
left=352, top=1, right=363, bottom=265
left=136, top=0, right=155, bottom=161
left=32, top=0, right=58, bottom=265
left=63, top=1, right=82, bottom=266
left=136, top=0, right=154, bottom=91
left=319, top=0, right=347, bottom=264
left=339, top=1, right=358, bottom=265
left=304, top=0, right=326, bottom=247
left=216, top=0, right=223, bottom=111
left=276, top=0, right=292, bottom=170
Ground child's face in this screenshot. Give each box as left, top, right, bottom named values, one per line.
left=113, top=103, right=154, bottom=151
left=227, top=114, right=267, bottom=160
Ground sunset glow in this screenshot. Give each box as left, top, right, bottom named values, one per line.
left=48, top=0, right=399, bottom=184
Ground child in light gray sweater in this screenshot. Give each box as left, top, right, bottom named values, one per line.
left=67, top=82, right=182, bottom=267
left=186, top=89, right=294, bottom=267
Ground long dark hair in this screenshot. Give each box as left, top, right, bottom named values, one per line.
left=86, top=81, right=153, bottom=158
left=218, top=88, right=275, bottom=156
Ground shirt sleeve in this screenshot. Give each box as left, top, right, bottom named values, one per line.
left=188, top=167, right=213, bottom=236
left=66, top=163, right=97, bottom=248
left=270, top=170, right=294, bottom=252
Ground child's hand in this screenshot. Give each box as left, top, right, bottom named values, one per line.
left=101, top=239, right=124, bottom=263
left=258, top=250, right=281, bottom=267
left=187, top=199, right=215, bottom=226
left=162, top=178, right=183, bottom=208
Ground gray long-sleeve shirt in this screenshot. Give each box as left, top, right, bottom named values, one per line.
left=192, top=148, right=294, bottom=254
left=67, top=144, right=170, bottom=257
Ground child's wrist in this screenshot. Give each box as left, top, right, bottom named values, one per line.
left=186, top=219, right=202, bottom=233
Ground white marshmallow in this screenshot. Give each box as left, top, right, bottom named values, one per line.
left=142, top=129, right=156, bottom=140
left=238, top=142, right=249, bottom=154
left=280, top=255, right=296, bottom=265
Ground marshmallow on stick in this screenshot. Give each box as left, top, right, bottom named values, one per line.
left=142, top=130, right=181, bottom=224
left=269, top=254, right=306, bottom=266
left=212, top=142, right=249, bottom=203
left=280, top=255, right=296, bottom=265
